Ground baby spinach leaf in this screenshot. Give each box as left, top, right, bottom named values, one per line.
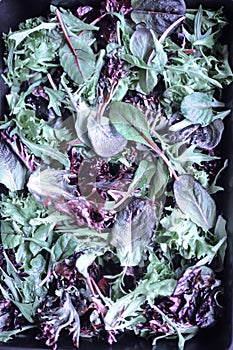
left=56, top=7, right=99, bottom=33
left=174, top=174, right=216, bottom=231
left=51, top=234, right=78, bottom=263
left=129, top=28, right=154, bottom=61
left=59, top=34, right=96, bottom=85
left=181, top=92, right=227, bottom=127
left=109, top=198, right=156, bottom=266
left=109, top=101, right=153, bottom=145
left=131, top=0, right=186, bottom=35
left=149, top=158, right=169, bottom=199
left=87, top=115, right=127, bottom=157
left=0, top=140, right=27, bottom=191
left=138, top=68, right=158, bottom=94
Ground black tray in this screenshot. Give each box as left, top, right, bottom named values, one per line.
left=0, top=1, right=233, bottom=349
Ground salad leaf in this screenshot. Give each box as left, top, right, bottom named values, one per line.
left=87, top=116, right=127, bottom=157
left=0, top=2, right=232, bottom=349
left=0, top=140, right=27, bottom=191
left=174, top=174, right=216, bottom=231
left=59, top=32, right=96, bottom=85
left=131, top=0, right=186, bottom=35
left=109, top=198, right=156, bottom=266
left=109, top=101, right=153, bottom=145
left=8, top=22, right=57, bottom=47
left=181, top=92, right=230, bottom=126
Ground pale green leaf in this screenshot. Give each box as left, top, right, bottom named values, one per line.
left=0, top=140, right=27, bottom=191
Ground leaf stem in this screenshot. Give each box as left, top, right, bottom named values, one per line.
left=159, top=16, right=186, bottom=43
left=47, top=73, right=57, bottom=90
left=131, top=125, right=179, bottom=181
left=79, top=13, right=107, bottom=37
left=56, top=9, right=83, bottom=79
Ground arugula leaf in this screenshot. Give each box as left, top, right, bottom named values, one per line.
left=174, top=174, right=216, bottom=231
left=9, top=22, right=57, bottom=47
left=20, top=134, right=70, bottom=167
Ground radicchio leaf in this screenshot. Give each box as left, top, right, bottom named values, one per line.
left=192, top=119, right=224, bottom=150
left=173, top=174, right=216, bottom=231
left=169, top=119, right=224, bottom=150
left=38, top=292, right=81, bottom=348
left=0, top=140, right=27, bottom=191
left=109, top=198, right=156, bottom=266
left=131, top=0, right=186, bottom=36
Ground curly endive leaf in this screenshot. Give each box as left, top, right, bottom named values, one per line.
left=0, top=140, right=27, bottom=191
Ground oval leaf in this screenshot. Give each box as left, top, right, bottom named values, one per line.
left=173, top=174, right=216, bottom=231
left=130, top=28, right=154, bottom=60
left=181, top=92, right=214, bottom=126
left=109, top=101, right=153, bottom=145
left=87, top=116, right=127, bottom=157
left=131, top=0, right=186, bottom=35
left=109, top=198, right=157, bottom=266
left=194, top=119, right=224, bottom=150
left=59, top=36, right=96, bottom=85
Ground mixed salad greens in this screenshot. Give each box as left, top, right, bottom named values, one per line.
left=0, top=0, right=232, bottom=349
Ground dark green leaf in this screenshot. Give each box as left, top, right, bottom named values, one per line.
left=109, top=101, right=153, bottom=145
left=59, top=35, right=96, bottom=85
left=131, top=0, right=186, bottom=35
left=120, top=53, right=153, bottom=69
left=29, top=225, right=51, bottom=256
left=57, top=7, right=99, bottom=32
left=51, top=234, right=77, bottom=263
left=149, top=158, right=169, bottom=199
left=138, top=68, right=158, bottom=94
left=174, top=174, right=216, bottom=231
left=129, top=28, right=154, bottom=60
